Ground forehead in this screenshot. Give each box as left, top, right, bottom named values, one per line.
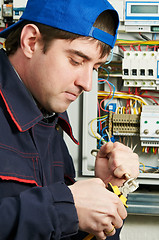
left=51, top=38, right=108, bottom=63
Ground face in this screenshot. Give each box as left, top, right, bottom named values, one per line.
left=24, top=38, right=108, bottom=113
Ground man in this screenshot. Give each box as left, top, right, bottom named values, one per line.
left=0, top=0, right=139, bottom=239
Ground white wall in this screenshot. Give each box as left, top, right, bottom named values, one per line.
left=121, top=215, right=159, bottom=240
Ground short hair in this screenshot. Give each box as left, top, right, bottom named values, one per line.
left=5, top=10, right=116, bottom=57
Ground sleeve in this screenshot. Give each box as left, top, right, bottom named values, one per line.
left=0, top=181, right=79, bottom=240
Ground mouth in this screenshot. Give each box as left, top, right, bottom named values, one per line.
left=65, top=91, right=78, bottom=101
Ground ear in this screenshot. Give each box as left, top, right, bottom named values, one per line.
left=20, top=24, right=41, bottom=58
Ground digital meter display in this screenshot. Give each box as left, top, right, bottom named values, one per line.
left=131, top=5, right=158, bottom=14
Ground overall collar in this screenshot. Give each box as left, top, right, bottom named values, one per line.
left=0, top=49, right=79, bottom=144
left=0, top=49, right=43, bottom=132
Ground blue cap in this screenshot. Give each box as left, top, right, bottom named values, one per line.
left=0, top=0, right=119, bottom=49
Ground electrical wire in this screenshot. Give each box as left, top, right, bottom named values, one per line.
left=98, top=91, right=148, bottom=106
left=116, top=39, right=159, bottom=46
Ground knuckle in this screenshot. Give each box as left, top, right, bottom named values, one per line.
left=108, top=205, right=117, bottom=217
left=94, top=177, right=105, bottom=186
left=118, top=219, right=125, bottom=228
left=113, top=141, right=120, bottom=148
left=134, top=152, right=139, bottom=161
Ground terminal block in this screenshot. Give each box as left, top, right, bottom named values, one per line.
left=140, top=105, right=159, bottom=147
left=113, top=114, right=140, bottom=136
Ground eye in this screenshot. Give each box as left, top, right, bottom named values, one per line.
left=70, top=58, right=81, bottom=66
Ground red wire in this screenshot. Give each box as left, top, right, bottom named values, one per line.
left=138, top=45, right=141, bottom=51
left=98, top=79, right=112, bottom=112
left=135, top=87, right=138, bottom=95
left=140, top=95, right=159, bottom=105
left=99, top=98, right=110, bottom=112
left=118, top=45, right=127, bottom=51
left=97, top=100, right=102, bottom=130
left=130, top=45, right=136, bottom=51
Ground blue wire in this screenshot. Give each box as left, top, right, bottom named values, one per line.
left=140, top=165, right=159, bottom=169
left=153, top=33, right=157, bottom=40
left=101, top=126, right=108, bottom=137
left=103, top=81, right=116, bottom=110
left=98, top=67, right=110, bottom=83
left=98, top=66, right=111, bottom=131
left=105, top=49, right=114, bottom=65
left=97, top=78, right=116, bottom=134
left=97, top=114, right=108, bottom=134
left=97, top=116, right=108, bottom=122
left=98, top=134, right=108, bottom=149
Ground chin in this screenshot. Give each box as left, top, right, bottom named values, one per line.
left=46, top=101, right=69, bottom=113
left=51, top=106, right=68, bottom=114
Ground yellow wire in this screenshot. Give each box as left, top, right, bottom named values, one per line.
left=138, top=107, right=141, bottom=114
left=116, top=39, right=159, bottom=46
left=89, top=115, right=108, bottom=140
left=90, top=118, right=100, bottom=140
left=153, top=147, right=155, bottom=154
left=140, top=162, right=145, bottom=172
left=133, top=108, right=137, bottom=114
left=123, top=107, right=126, bottom=114
left=83, top=234, right=94, bottom=240
left=98, top=92, right=147, bottom=106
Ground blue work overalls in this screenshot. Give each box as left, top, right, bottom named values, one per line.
left=0, top=49, right=121, bottom=240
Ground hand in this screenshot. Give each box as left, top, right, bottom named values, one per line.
left=95, top=141, right=139, bottom=186
left=69, top=178, right=127, bottom=240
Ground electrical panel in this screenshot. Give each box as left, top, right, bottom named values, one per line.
left=81, top=47, right=159, bottom=180
left=78, top=1, right=159, bottom=216
left=0, top=0, right=26, bottom=28
left=124, top=0, right=159, bottom=33
left=109, top=0, right=159, bottom=33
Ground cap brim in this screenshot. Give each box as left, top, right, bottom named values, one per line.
left=0, top=19, right=24, bottom=38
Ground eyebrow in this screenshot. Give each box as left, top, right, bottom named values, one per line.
left=66, top=49, right=91, bottom=60
left=65, top=49, right=106, bottom=65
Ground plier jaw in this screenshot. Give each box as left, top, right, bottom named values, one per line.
left=119, top=174, right=139, bottom=198
left=107, top=175, right=139, bottom=208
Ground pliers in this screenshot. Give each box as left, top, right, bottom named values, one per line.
left=83, top=175, right=139, bottom=240
left=107, top=173, right=139, bottom=207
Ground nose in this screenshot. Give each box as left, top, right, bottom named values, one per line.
left=75, top=68, right=93, bottom=92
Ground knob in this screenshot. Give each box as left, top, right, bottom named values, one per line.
left=144, top=129, right=149, bottom=135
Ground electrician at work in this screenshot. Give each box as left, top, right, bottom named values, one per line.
left=0, top=0, right=139, bottom=239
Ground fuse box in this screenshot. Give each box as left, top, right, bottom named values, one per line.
left=0, top=0, right=26, bottom=28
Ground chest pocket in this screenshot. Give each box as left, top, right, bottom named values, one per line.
left=0, top=145, right=41, bottom=187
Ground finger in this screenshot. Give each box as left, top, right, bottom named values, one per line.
left=104, top=224, right=116, bottom=237
left=108, top=197, right=127, bottom=227
left=116, top=202, right=127, bottom=222
left=98, top=141, right=114, bottom=157
left=113, top=165, right=128, bottom=179
left=113, top=157, right=139, bottom=179
left=95, top=230, right=108, bottom=240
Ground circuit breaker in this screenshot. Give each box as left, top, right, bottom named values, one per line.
left=122, top=51, right=159, bottom=89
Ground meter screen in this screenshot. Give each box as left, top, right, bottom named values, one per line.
left=131, top=5, right=158, bottom=14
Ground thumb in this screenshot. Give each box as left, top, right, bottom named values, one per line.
left=99, top=141, right=114, bottom=157
left=113, top=165, right=127, bottom=179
